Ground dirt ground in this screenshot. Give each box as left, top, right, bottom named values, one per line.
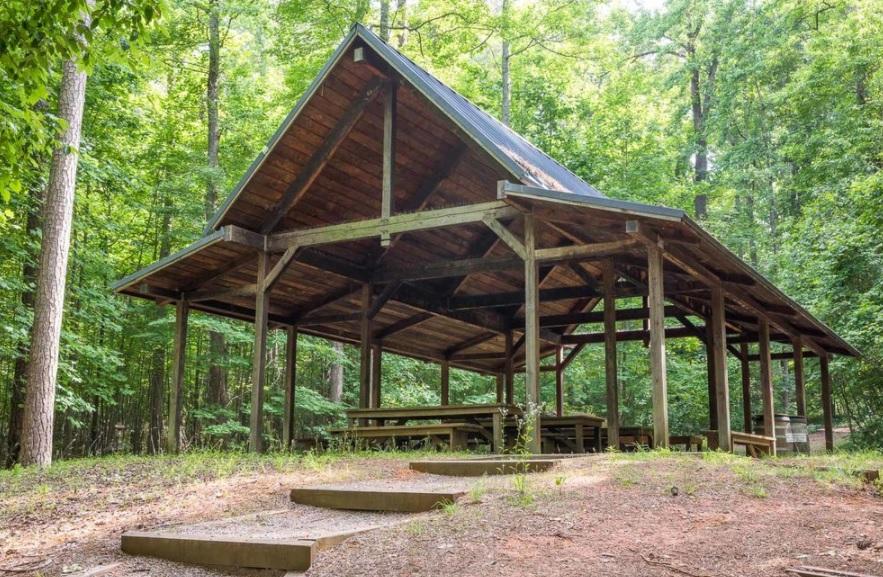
left=1, top=451, right=881, bottom=577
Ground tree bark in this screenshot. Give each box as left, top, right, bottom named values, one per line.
left=204, top=0, right=228, bottom=411
left=329, top=341, right=344, bottom=403
left=379, top=0, right=391, bottom=42
left=20, top=55, right=89, bottom=467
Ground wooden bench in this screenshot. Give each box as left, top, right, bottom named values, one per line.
left=731, top=431, right=776, bottom=457
left=330, top=423, right=487, bottom=450
left=707, top=430, right=776, bottom=457
left=669, top=434, right=704, bottom=452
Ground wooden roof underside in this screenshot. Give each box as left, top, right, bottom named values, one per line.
left=114, top=28, right=857, bottom=372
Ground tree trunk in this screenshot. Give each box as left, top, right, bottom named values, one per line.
left=500, top=0, right=511, bottom=127
left=379, top=0, right=391, bottom=42
left=20, top=56, right=89, bottom=467
left=204, top=0, right=228, bottom=411
left=5, top=185, right=43, bottom=467
left=395, top=0, right=407, bottom=48
left=690, top=66, right=708, bottom=219
left=329, top=342, right=344, bottom=403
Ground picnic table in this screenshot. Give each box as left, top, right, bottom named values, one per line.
left=344, top=403, right=521, bottom=453
left=538, top=414, right=604, bottom=453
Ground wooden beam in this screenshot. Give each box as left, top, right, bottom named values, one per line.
left=445, top=331, right=497, bottom=356
left=554, top=346, right=564, bottom=417
left=820, top=354, right=834, bottom=452
left=711, top=285, right=731, bottom=451
left=261, top=77, right=385, bottom=234
left=523, top=214, right=542, bottom=452
left=359, top=284, right=372, bottom=410
left=482, top=216, right=526, bottom=259
left=269, top=201, right=520, bottom=251
left=647, top=240, right=669, bottom=448
left=561, top=326, right=700, bottom=344
left=374, top=254, right=523, bottom=284
left=182, top=252, right=254, bottom=292
left=495, top=374, right=504, bottom=404
left=370, top=343, right=382, bottom=408
left=535, top=239, right=639, bottom=264
left=602, top=259, right=619, bottom=451
left=297, top=312, right=360, bottom=326
left=561, top=342, right=585, bottom=371
left=167, top=300, right=189, bottom=454
left=380, top=80, right=397, bottom=247
left=758, top=317, right=776, bottom=452
left=374, top=312, right=432, bottom=340
left=264, top=246, right=299, bottom=291
left=740, top=338, right=752, bottom=433
left=186, top=283, right=257, bottom=303
left=706, top=321, right=718, bottom=431
left=440, top=359, right=450, bottom=406
left=289, top=285, right=361, bottom=322
left=793, top=337, right=806, bottom=417
left=511, top=304, right=685, bottom=329
left=367, top=281, right=400, bottom=319
left=249, top=252, right=270, bottom=453
left=504, top=330, right=514, bottom=405
left=283, top=326, right=297, bottom=450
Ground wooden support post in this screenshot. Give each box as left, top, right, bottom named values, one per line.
left=711, top=285, right=731, bottom=451
left=249, top=252, right=270, bottom=453
left=706, top=321, right=718, bottom=431
left=504, top=330, right=514, bottom=405
left=359, top=284, right=372, bottom=411
left=554, top=345, right=564, bottom=417
left=370, top=343, right=382, bottom=408
left=602, top=259, right=619, bottom=450
left=523, top=214, right=542, bottom=452
left=495, top=374, right=504, bottom=403
left=440, top=359, right=450, bottom=406
left=380, top=81, right=397, bottom=247
left=283, top=326, right=297, bottom=451
left=646, top=241, right=669, bottom=448
left=740, top=339, right=752, bottom=433
left=820, top=354, right=834, bottom=453
left=758, top=318, right=776, bottom=454
left=167, top=300, right=189, bottom=454
left=793, top=338, right=806, bottom=417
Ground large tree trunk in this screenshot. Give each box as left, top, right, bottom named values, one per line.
left=329, top=342, right=344, bottom=403
left=690, top=66, right=708, bottom=219
left=19, top=56, right=88, bottom=467
left=204, top=0, right=228, bottom=411
left=5, top=187, right=43, bottom=467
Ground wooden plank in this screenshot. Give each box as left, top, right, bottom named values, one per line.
left=647, top=240, right=669, bottom=449
left=367, top=281, right=400, bottom=319
left=380, top=81, right=396, bottom=246
left=706, top=321, right=718, bottom=431
left=793, top=337, right=806, bottom=417
left=534, top=239, right=638, bottom=263
left=561, top=326, right=699, bottom=345
left=374, top=312, right=432, bottom=340
left=283, top=326, right=297, bottom=450
left=374, top=254, right=523, bottom=283
left=740, top=339, right=753, bottom=433
left=440, top=359, right=450, bottom=406
left=250, top=252, right=270, bottom=453
left=523, top=214, right=542, bottom=452
left=261, top=77, right=386, bottom=234
left=445, top=331, right=497, bottom=356
left=820, top=354, right=834, bottom=453
left=269, top=201, right=519, bottom=250
left=167, top=300, right=189, bottom=454
left=758, top=317, right=776, bottom=454
left=711, top=285, right=731, bottom=451
left=264, top=246, right=299, bottom=291
left=186, top=283, right=257, bottom=303
left=511, top=304, right=684, bottom=329
left=603, top=259, right=619, bottom=450
left=482, top=215, right=526, bottom=259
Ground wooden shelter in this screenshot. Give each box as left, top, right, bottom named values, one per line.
left=114, top=24, right=858, bottom=454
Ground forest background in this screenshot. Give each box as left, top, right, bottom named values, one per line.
left=1, top=0, right=880, bottom=464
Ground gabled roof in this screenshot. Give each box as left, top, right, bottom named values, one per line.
left=206, top=23, right=601, bottom=232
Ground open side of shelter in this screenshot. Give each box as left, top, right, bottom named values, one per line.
left=113, top=23, right=858, bottom=455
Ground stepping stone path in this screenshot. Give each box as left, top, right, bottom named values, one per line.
left=120, top=455, right=567, bottom=573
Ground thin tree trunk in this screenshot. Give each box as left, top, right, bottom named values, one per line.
left=148, top=186, right=174, bottom=454
left=500, top=0, right=511, bottom=127
left=5, top=185, right=43, bottom=467
left=379, top=0, right=391, bottom=42
left=329, top=342, right=344, bottom=403
left=20, top=55, right=89, bottom=467
left=395, top=0, right=407, bottom=48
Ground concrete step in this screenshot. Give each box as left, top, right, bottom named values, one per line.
left=121, top=532, right=315, bottom=571
left=409, top=458, right=556, bottom=476
left=290, top=487, right=464, bottom=512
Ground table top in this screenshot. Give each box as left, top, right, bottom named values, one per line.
left=346, top=403, right=522, bottom=419
left=539, top=414, right=605, bottom=427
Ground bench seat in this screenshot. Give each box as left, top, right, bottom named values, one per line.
left=329, top=422, right=487, bottom=450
